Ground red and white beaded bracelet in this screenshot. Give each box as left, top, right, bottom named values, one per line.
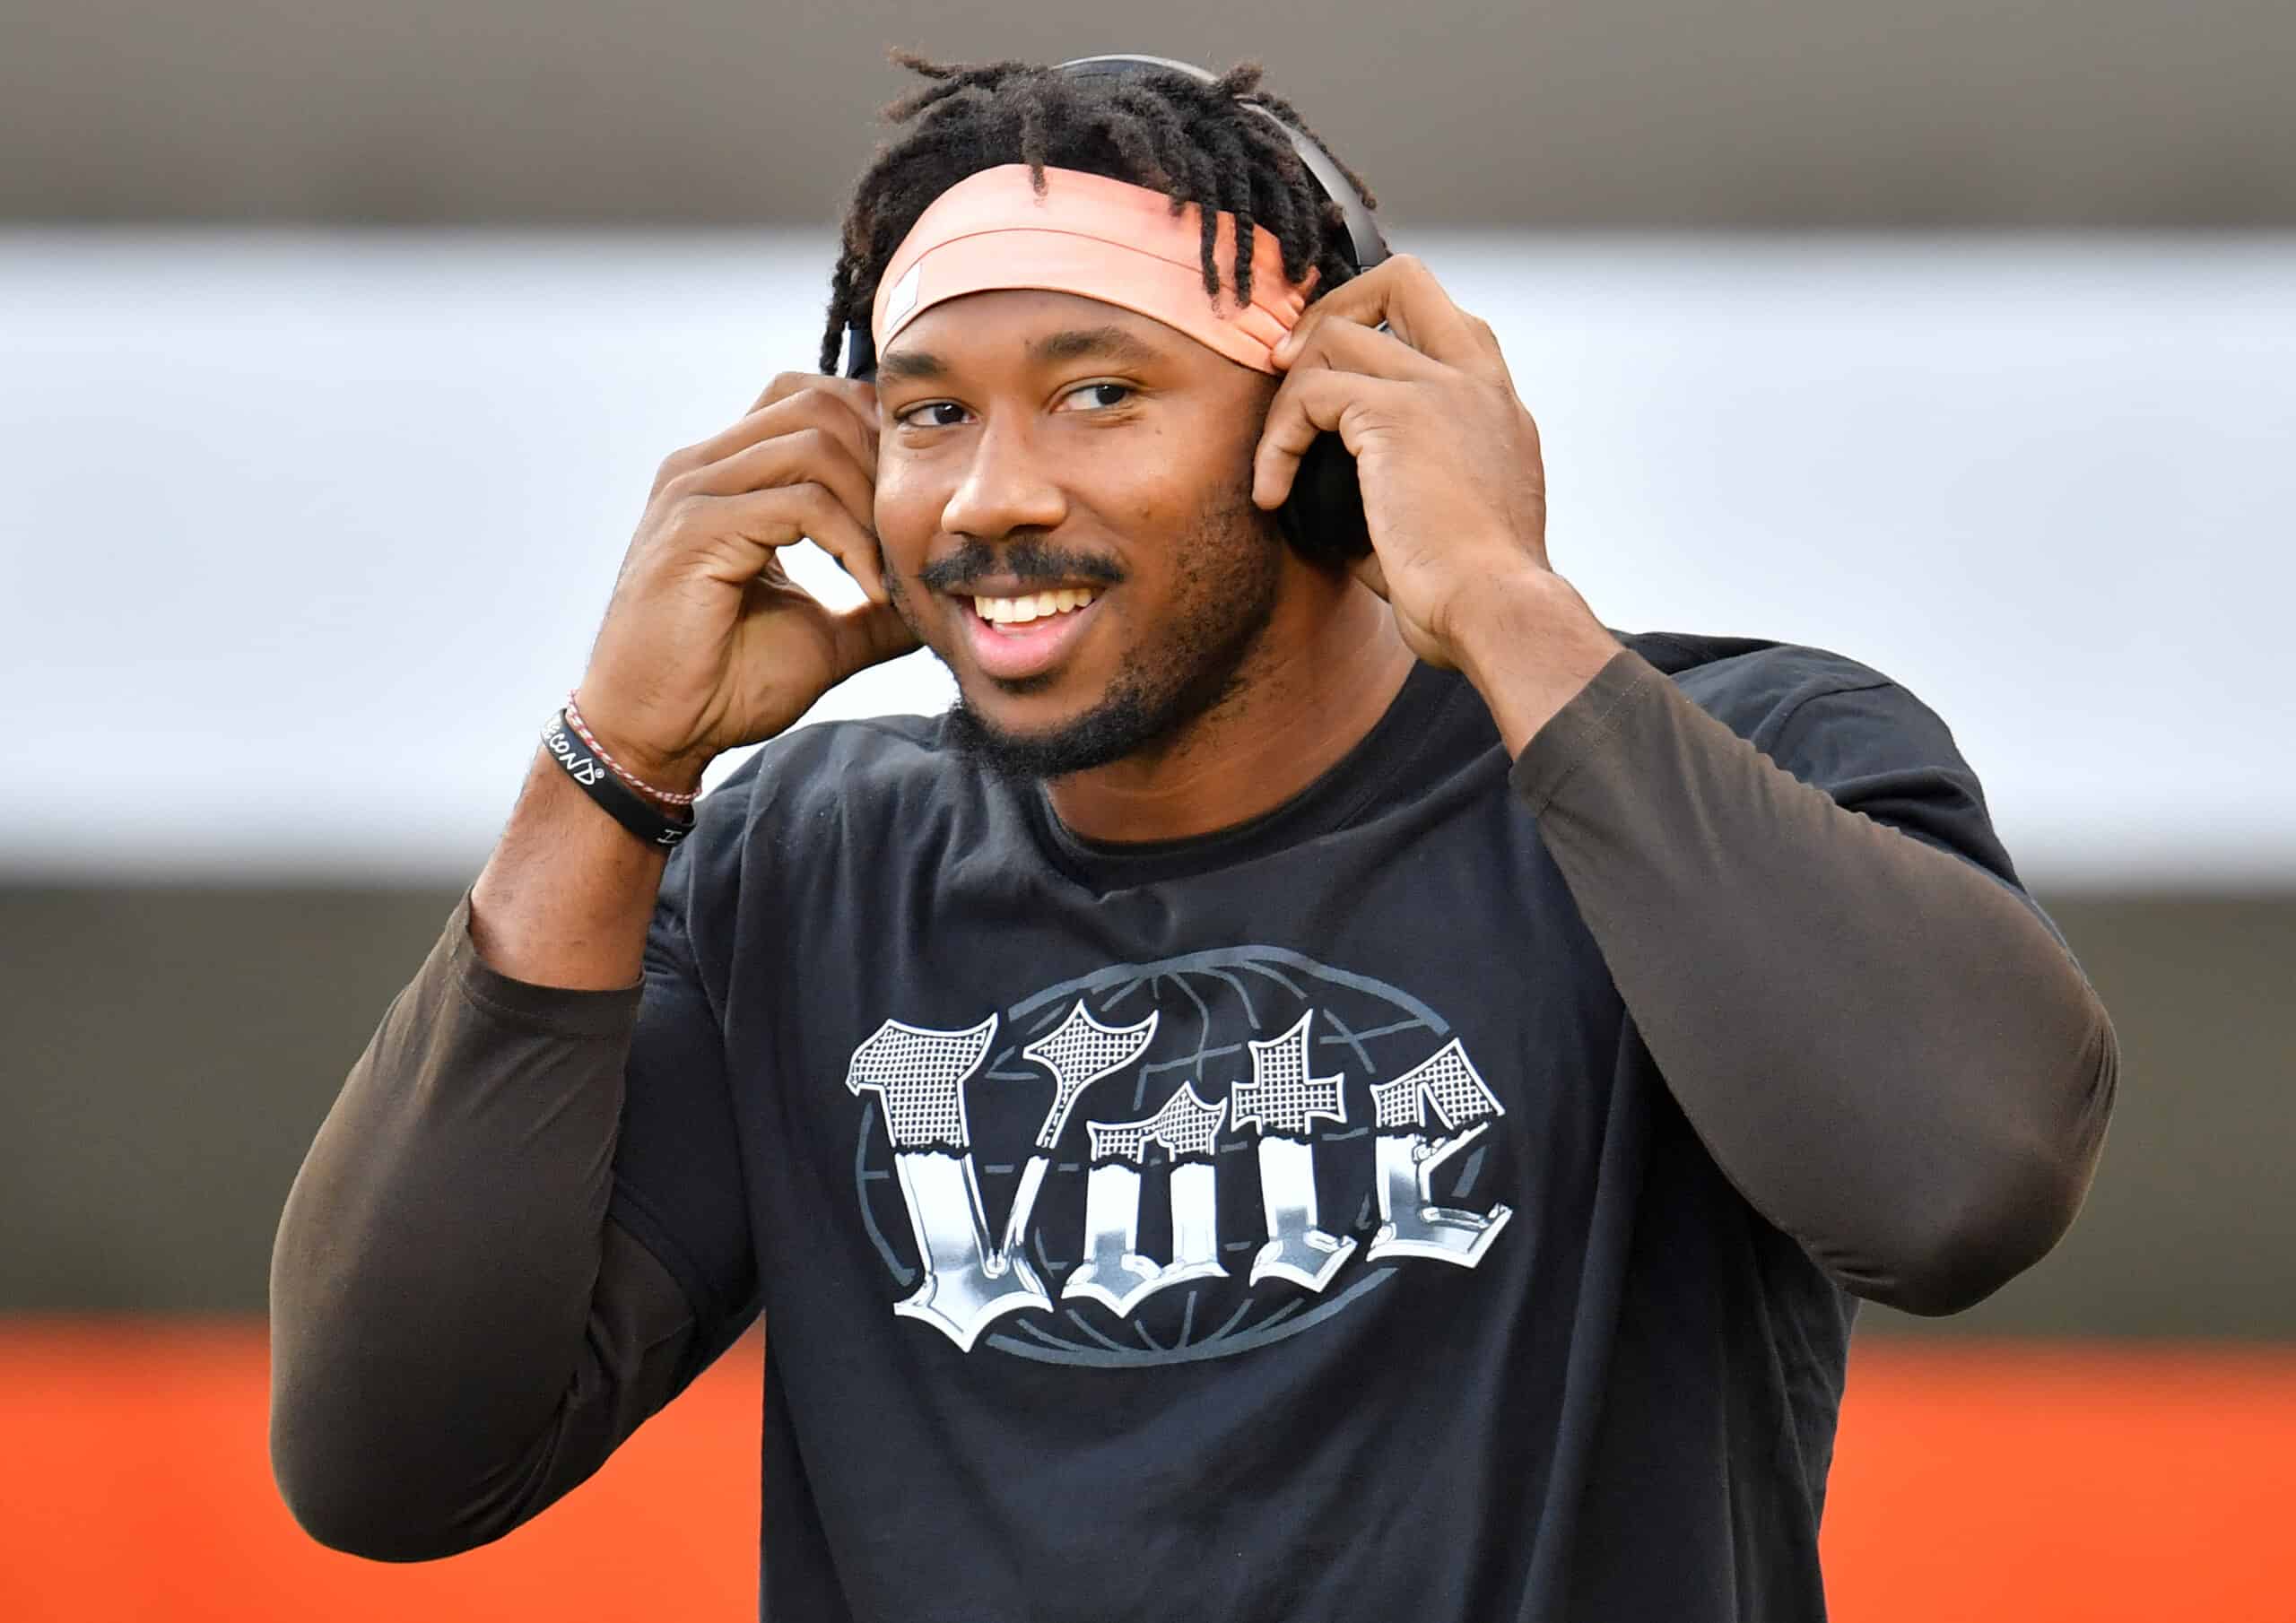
left=562, top=692, right=700, bottom=808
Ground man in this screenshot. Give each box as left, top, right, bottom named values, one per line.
left=270, top=53, right=2117, bottom=1622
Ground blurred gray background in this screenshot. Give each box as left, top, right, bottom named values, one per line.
left=8, top=0, right=2295, bottom=227
left=4, top=0, right=2291, bottom=1336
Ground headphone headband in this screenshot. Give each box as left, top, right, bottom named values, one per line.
left=840, top=53, right=1386, bottom=378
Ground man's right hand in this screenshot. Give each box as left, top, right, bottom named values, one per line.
left=570, top=373, right=921, bottom=794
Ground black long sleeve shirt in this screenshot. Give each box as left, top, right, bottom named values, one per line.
left=271, top=633, right=2117, bottom=1620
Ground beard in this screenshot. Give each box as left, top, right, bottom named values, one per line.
left=934, top=471, right=1287, bottom=784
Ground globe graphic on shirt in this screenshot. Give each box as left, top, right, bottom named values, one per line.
left=847, top=944, right=1514, bottom=1367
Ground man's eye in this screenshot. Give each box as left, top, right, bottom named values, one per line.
left=894, top=384, right=1133, bottom=428
left=1064, top=382, right=1135, bottom=411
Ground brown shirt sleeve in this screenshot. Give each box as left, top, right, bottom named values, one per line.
left=268, top=895, right=731, bottom=1560
left=1510, top=647, right=2119, bottom=1315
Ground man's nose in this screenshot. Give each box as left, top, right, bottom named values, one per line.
left=937, top=415, right=1068, bottom=542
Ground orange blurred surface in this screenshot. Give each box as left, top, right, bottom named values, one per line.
left=2, top=1322, right=2292, bottom=1621
left=1822, top=1340, right=2296, bottom=1621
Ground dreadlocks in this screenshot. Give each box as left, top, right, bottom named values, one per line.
left=816, top=50, right=1378, bottom=375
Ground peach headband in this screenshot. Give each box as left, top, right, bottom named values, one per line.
left=869, top=163, right=1320, bottom=375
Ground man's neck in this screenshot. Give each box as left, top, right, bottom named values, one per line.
left=1043, top=574, right=1416, bottom=845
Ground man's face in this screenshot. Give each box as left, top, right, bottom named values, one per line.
left=871, top=288, right=1289, bottom=778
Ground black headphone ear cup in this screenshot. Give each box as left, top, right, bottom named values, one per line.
left=1275, top=430, right=1374, bottom=568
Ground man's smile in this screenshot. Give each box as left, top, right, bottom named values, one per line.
left=955, top=585, right=1106, bottom=682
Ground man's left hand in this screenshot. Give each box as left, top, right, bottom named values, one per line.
left=1252, top=254, right=1621, bottom=743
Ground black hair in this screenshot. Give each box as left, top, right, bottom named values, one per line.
left=816, top=50, right=1378, bottom=374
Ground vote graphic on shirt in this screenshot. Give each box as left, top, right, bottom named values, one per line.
left=842, top=947, right=1514, bottom=1364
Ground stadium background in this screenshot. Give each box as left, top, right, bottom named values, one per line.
left=4, top=1, right=2292, bottom=1616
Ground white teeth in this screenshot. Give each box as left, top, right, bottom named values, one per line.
left=972, top=588, right=1097, bottom=626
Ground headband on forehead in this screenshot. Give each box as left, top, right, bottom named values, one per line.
left=869, top=163, right=1320, bottom=376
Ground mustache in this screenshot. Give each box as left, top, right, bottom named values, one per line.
left=917, top=536, right=1126, bottom=594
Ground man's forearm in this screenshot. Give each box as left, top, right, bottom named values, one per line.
left=268, top=886, right=719, bottom=1559
left=1504, top=649, right=2118, bottom=1315
left=270, top=751, right=707, bottom=1556
left=468, top=746, right=677, bottom=990
left=1448, top=568, right=1623, bottom=758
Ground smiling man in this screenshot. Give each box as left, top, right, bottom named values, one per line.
left=879, top=282, right=1416, bottom=832
left=884, top=296, right=1352, bottom=794
left=270, top=53, right=2118, bottom=1623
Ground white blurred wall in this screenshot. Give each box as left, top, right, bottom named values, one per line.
left=2, top=229, right=2288, bottom=886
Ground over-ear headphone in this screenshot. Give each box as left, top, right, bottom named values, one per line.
left=839, top=52, right=1386, bottom=568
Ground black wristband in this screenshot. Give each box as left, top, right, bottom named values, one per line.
left=540, top=710, right=694, bottom=850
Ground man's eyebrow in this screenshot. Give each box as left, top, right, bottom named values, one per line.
left=875, top=325, right=1171, bottom=385
left=1028, top=325, right=1171, bottom=368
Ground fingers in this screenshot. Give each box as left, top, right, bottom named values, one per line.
left=1250, top=368, right=1411, bottom=511
left=677, top=423, right=874, bottom=518
left=1274, top=310, right=1448, bottom=386
left=663, top=418, right=886, bottom=603
left=687, top=482, right=890, bottom=603
left=744, top=371, right=882, bottom=438
left=1274, top=254, right=1509, bottom=384
left=656, top=374, right=879, bottom=496
left=749, top=483, right=888, bottom=604
left=1251, top=256, right=1521, bottom=512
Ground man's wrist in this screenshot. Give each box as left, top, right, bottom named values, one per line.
left=539, top=712, right=697, bottom=851
left=565, top=689, right=711, bottom=802
left=1447, top=567, right=1623, bottom=759
left=469, top=750, right=674, bottom=991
